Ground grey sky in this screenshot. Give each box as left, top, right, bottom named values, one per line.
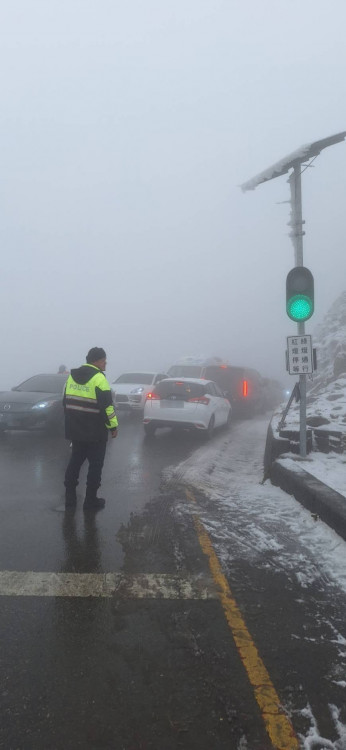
left=1, top=0, right=346, bottom=388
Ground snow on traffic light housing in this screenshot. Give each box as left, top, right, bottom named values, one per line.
left=286, top=266, right=314, bottom=322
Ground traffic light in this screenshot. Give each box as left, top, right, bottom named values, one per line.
left=286, top=266, right=314, bottom=322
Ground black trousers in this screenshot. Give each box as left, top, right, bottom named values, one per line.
left=64, top=440, right=107, bottom=494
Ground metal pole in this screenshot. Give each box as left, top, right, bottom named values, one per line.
left=290, top=165, right=307, bottom=457
left=298, top=329, right=307, bottom=458
left=241, top=134, right=346, bottom=461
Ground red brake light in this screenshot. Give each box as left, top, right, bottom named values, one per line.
left=188, top=396, right=210, bottom=405
left=242, top=380, right=248, bottom=397
left=219, top=365, right=227, bottom=369
left=146, top=392, right=160, bottom=400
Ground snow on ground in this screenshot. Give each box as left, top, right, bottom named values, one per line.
left=307, top=375, right=346, bottom=431
left=275, top=375, right=346, bottom=434
left=277, top=452, right=346, bottom=498
left=269, top=372, right=346, bottom=497
left=268, top=290, right=346, bottom=501
left=164, top=416, right=346, bottom=593
left=312, top=291, right=346, bottom=389
left=301, top=704, right=346, bottom=750
left=163, top=415, right=346, bottom=749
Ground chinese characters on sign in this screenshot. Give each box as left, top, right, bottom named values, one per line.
left=287, top=335, right=313, bottom=375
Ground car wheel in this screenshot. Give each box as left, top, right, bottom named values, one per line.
left=144, top=423, right=156, bottom=437
left=206, top=415, right=215, bottom=439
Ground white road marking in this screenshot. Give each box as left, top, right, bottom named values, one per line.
left=0, top=571, right=217, bottom=599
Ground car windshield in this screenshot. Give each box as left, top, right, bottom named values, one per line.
left=155, top=380, right=207, bottom=399
left=167, top=365, right=203, bottom=378
left=114, top=373, right=154, bottom=385
left=15, top=375, right=68, bottom=393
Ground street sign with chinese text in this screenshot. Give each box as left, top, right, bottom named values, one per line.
left=287, top=335, right=313, bottom=375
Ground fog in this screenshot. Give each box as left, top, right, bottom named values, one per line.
left=1, top=0, right=346, bottom=390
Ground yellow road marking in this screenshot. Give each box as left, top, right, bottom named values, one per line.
left=186, top=488, right=300, bottom=750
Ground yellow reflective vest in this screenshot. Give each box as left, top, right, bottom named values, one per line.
left=63, top=364, right=118, bottom=442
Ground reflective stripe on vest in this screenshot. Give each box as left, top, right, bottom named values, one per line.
left=65, top=403, right=100, bottom=414
left=65, top=394, right=100, bottom=414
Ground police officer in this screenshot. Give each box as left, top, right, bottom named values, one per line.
left=63, top=347, right=118, bottom=511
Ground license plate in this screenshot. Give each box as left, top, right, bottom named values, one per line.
left=161, top=401, right=184, bottom=408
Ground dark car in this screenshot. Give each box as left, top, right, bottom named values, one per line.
left=0, top=373, right=68, bottom=433
left=199, top=364, right=266, bottom=417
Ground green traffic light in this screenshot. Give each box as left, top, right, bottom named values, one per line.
left=287, top=294, right=313, bottom=322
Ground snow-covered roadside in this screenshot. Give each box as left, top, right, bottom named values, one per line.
left=163, top=417, right=346, bottom=593
left=269, top=373, right=346, bottom=500
left=277, top=452, right=346, bottom=498
left=163, top=416, right=346, bottom=749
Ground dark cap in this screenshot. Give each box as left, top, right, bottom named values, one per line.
left=86, top=347, right=106, bottom=364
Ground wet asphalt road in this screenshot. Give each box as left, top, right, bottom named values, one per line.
left=0, top=411, right=198, bottom=572
left=1, top=413, right=346, bottom=750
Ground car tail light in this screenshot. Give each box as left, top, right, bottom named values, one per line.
left=146, top=392, right=160, bottom=400
left=188, top=396, right=210, bottom=405
left=242, top=380, right=248, bottom=397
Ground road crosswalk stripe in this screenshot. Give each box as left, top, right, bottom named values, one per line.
left=0, top=571, right=217, bottom=599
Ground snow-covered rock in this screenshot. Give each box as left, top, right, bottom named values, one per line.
left=312, top=291, right=346, bottom=387
left=306, top=375, right=346, bottom=430
left=302, top=291, right=346, bottom=430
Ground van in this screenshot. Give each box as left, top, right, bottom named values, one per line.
left=202, top=365, right=266, bottom=417
left=167, top=358, right=266, bottom=417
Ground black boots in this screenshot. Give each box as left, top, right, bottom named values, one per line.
left=83, top=490, right=106, bottom=511
left=65, top=488, right=106, bottom=511
left=65, top=488, right=77, bottom=508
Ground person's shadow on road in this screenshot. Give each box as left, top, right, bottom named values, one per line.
left=61, top=511, right=102, bottom=574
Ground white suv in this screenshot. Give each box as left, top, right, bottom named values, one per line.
left=112, top=372, right=168, bottom=411
left=143, top=377, right=232, bottom=437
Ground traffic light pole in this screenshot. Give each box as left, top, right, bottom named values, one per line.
left=241, top=132, right=346, bottom=459
left=289, top=165, right=307, bottom=457
left=298, top=329, right=307, bottom=458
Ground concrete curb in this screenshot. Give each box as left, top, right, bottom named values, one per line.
left=270, top=459, right=346, bottom=542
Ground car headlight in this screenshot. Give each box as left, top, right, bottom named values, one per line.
left=130, top=387, right=144, bottom=394
left=32, top=400, right=55, bottom=410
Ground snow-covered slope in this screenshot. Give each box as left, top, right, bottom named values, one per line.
left=313, top=291, right=346, bottom=387
left=275, top=291, right=346, bottom=432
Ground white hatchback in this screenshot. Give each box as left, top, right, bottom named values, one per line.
left=112, top=371, right=168, bottom=411
left=143, top=377, right=232, bottom=437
